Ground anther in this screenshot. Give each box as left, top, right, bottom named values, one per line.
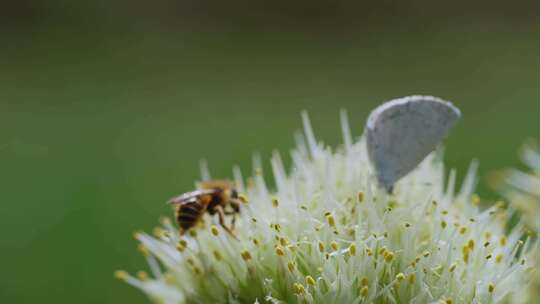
left=275, top=246, right=285, bottom=256
left=349, top=243, right=357, bottom=256
left=357, top=191, right=365, bottom=203
left=239, top=194, right=249, bottom=204
left=241, top=250, right=252, bottom=261
left=211, top=225, right=219, bottom=236
left=136, top=271, right=149, bottom=281
left=114, top=270, right=129, bottom=281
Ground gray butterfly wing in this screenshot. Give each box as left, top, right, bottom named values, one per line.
left=366, top=96, right=461, bottom=192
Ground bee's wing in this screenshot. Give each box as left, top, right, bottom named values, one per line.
left=168, top=189, right=219, bottom=204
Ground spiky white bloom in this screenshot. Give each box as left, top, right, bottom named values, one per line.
left=497, top=143, right=540, bottom=303
left=117, top=112, right=534, bottom=304
left=498, top=143, right=540, bottom=231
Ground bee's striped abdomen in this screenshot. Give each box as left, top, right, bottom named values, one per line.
left=177, top=201, right=203, bottom=231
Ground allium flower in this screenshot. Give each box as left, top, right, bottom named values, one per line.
left=117, top=111, right=535, bottom=304
left=498, top=142, right=540, bottom=231
left=497, top=142, right=540, bottom=303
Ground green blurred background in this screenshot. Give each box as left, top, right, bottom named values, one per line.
left=2, top=1, right=540, bottom=303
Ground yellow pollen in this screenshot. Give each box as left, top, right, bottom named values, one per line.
left=293, top=283, right=305, bottom=294
left=408, top=273, right=416, bottom=284
left=132, top=231, right=143, bottom=240
left=176, top=243, right=186, bottom=252
left=136, top=271, right=148, bottom=281
left=365, top=248, right=373, bottom=256
left=138, top=244, right=150, bottom=257
left=114, top=270, right=129, bottom=281
left=463, top=252, right=470, bottom=264
left=471, top=194, right=481, bottom=206
left=189, top=229, right=197, bottom=237
left=241, top=250, right=252, bottom=261
left=485, top=231, right=492, bottom=240
left=495, top=200, right=505, bottom=209
left=331, top=241, right=339, bottom=251
left=239, top=194, right=249, bottom=204
left=468, top=239, right=475, bottom=250
left=396, top=273, right=405, bottom=281
left=279, top=237, right=289, bottom=246
left=357, top=191, right=365, bottom=203
left=272, top=197, right=279, bottom=208
left=274, top=223, right=281, bottom=232
left=305, top=275, right=316, bottom=285
left=360, top=285, right=369, bottom=297
left=287, top=261, right=295, bottom=273
left=488, top=283, right=495, bottom=293
left=152, top=227, right=165, bottom=238
left=459, top=227, right=467, bottom=235
left=349, top=243, right=357, bottom=256
left=275, top=246, right=286, bottom=256
left=385, top=251, right=395, bottom=263
left=500, top=236, right=507, bottom=247
left=213, top=250, right=223, bottom=261
left=211, top=225, right=219, bottom=236
left=495, top=254, right=503, bottom=264
left=326, top=214, right=336, bottom=227
left=361, top=277, right=369, bottom=286
left=318, top=241, right=325, bottom=253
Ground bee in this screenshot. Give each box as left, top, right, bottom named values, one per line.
left=168, top=180, right=241, bottom=237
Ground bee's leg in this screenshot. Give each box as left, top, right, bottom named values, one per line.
left=229, top=199, right=241, bottom=231
left=230, top=215, right=237, bottom=230
left=223, top=211, right=237, bottom=230
left=217, top=206, right=238, bottom=239
left=230, top=199, right=241, bottom=213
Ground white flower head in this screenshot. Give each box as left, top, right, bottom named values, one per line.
left=497, top=141, right=540, bottom=303
left=117, top=111, right=534, bottom=304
